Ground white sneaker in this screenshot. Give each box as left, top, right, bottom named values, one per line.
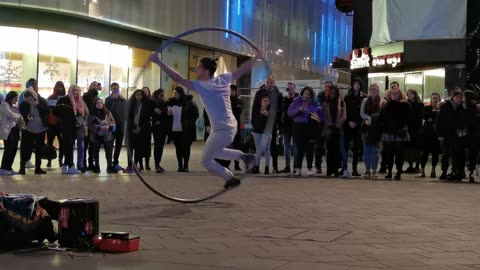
left=343, top=170, right=351, bottom=179
left=296, top=169, right=302, bottom=176
left=307, top=169, right=314, bottom=176
left=25, top=161, right=34, bottom=169
left=61, top=166, right=69, bottom=174
left=476, top=165, right=480, bottom=177
left=242, top=154, right=256, bottom=172
left=68, top=166, right=80, bottom=175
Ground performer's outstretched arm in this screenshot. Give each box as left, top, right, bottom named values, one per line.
left=150, top=53, right=194, bottom=90
left=232, top=50, right=265, bottom=81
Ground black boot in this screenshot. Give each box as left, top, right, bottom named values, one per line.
left=264, top=166, right=270, bottom=175
left=251, top=165, right=260, bottom=174
left=145, top=158, right=151, bottom=170
left=385, top=170, right=392, bottom=179
left=234, top=161, right=241, bottom=171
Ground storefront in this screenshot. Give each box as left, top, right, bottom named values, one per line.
left=0, top=6, right=244, bottom=140
left=348, top=39, right=465, bottom=103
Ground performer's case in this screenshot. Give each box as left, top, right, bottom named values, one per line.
left=58, top=198, right=99, bottom=248
left=93, top=231, right=140, bottom=253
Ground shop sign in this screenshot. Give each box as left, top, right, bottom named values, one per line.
left=372, top=53, right=403, bottom=68
left=350, top=48, right=371, bottom=70
left=350, top=47, right=403, bottom=69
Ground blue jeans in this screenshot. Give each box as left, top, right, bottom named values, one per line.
left=283, top=131, right=295, bottom=168
left=364, top=143, right=379, bottom=172
left=253, top=132, right=272, bottom=167
left=75, top=128, right=85, bottom=169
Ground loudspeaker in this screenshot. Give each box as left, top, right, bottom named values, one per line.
left=58, top=198, right=99, bottom=249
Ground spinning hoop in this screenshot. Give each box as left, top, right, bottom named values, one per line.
left=128, top=27, right=269, bottom=204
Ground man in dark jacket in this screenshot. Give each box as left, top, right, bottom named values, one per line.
left=343, top=79, right=366, bottom=176
left=436, top=88, right=466, bottom=181
left=252, top=76, right=283, bottom=173
left=230, top=85, right=244, bottom=170
left=280, top=82, right=298, bottom=173
left=105, top=82, right=129, bottom=172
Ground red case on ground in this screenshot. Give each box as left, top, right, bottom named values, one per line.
left=93, top=236, right=140, bottom=252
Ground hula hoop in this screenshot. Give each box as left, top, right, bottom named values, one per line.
left=128, top=27, right=268, bottom=204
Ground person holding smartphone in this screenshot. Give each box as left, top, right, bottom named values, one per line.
left=18, top=87, right=49, bottom=175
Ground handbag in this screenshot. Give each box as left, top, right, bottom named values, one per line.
left=75, top=115, right=86, bottom=127
left=41, top=144, right=57, bottom=160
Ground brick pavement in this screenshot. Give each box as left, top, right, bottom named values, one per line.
left=2, top=142, right=480, bottom=270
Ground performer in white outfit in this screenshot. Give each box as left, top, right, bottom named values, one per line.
left=150, top=51, right=263, bottom=189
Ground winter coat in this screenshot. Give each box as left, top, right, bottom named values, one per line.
left=167, top=95, right=199, bottom=142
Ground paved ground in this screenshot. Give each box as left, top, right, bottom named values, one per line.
left=2, top=142, right=480, bottom=270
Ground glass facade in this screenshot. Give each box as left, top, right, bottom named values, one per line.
left=0, top=25, right=237, bottom=102
left=368, top=68, right=446, bottom=103
left=0, top=26, right=37, bottom=93
left=0, top=0, right=353, bottom=79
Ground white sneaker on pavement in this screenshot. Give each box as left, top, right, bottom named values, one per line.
left=68, top=166, right=80, bottom=175
left=343, top=170, right=351, bottom=179
left=25, top=161, right=34, bottom=169
left=242, top=154, right=256, bottom=172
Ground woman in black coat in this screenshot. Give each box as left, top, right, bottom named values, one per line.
left=404, top=89, right=424, bottom=174
left=150, top=88, right=172, bottom=173
left=166, top=86, right=199, bottom=172
left=124, top=89, right=151, bottom=173
left=378, top=88, right=411, bottom=180
left=417, top=93, right=441, bottom=178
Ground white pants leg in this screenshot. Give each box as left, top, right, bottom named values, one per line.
left=200, top=128, right=244, bottom=181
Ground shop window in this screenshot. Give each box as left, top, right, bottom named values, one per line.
left=77, top=37, right=109, bottom=94
left=128, top=47, right=160, bottom=99
left=109, top=43, right=129, bottom=99
left=38, top=30, right=77, bottom=98
left=160, top=43, right=188, bottom=98
left=405, top=72, right=423, bottom=100
left=0, top=26, right=38, bottom=95
left=424, top=69, right=445, bottom=103
left=388, top=74, right=405, bottom=92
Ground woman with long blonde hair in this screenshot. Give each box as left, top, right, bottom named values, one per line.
left=360, top=83, right=386, bottom=179
left=55, top=84, right=89, bottom=174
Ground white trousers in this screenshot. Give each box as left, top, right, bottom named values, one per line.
left=200, top=128, right=244, bottom=180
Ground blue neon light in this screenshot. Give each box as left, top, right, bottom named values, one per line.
left=314, top=32, right=317, bottom=63
left=225, top=0, right=230, bottom=38
left=345, top=26, right=348, bottom=52
left=237, top=0, right=240, bottom=15
left=321, top=14, right=325, bottom=64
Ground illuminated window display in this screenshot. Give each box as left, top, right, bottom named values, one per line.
left=128, top=48, right=161, bottom=98
left=77, top=37, right=109, bottom=95
left=38, top=30, right=77, bottom=98
left=0, top=26, right=37, bottom=95
left=0, top=26, right=236, bottom=102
